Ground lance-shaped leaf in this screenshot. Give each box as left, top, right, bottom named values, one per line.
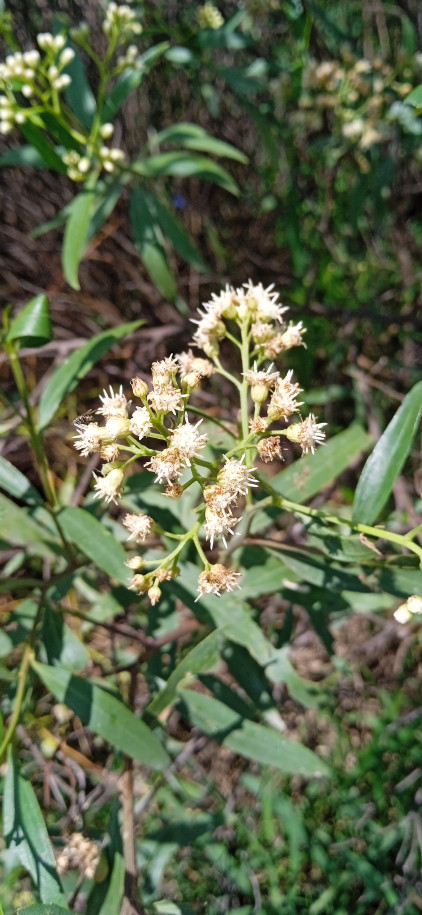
left=0, top=456, right=43, bottom=506
left=32, top=661, right=170, bottom=770
left=352, top=381, right=422, bottom=525
left=141, top=190, right=209, bottom=273
left=57, top=507, right=128, bottom=583
left=178, top=689, right=329, bottom=777
left=4, top=751, right=67, bottom=905
left=149, top=122, right=248, bottom=163
left=131, top=152, right=239, bottom=195
left=18, top=906, right=69, bottom=914
left=130, top=187, right=178, bottom=300
left=38, top=319, right=143, bottom=429
left=20, top=121, right=67, bottom=173
left=64, top=48, right=97, bottom=129
left=62, top=187, right=96, bottom=290
left=147, top=629, right=222, bottom=718
left=7, top=295, right=52, bottom=347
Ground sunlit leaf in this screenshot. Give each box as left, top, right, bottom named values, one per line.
left=0, top=456, right=43, bottom=506
left=178, top=689, right=329, bottom=776
left=353, top=381, right=422, bottom=525
left=7, top=295, right=52, bottom=347
left=4, top=751, right=66, bottom=904
left=58, top=507, right=128, bottom=583
left=62, top=187, right=96, bottom=290
left=130, top=187, right=178, bottom=300
left=147, top=630, right=222, bottom=718
left=32, top=661, right=170, bottom=770
left=131, top=152, right=239, bottom=195
left=150, top=122, right=248, bottom=163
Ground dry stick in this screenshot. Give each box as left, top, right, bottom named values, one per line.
left=120, top=665, right=147, bottom=915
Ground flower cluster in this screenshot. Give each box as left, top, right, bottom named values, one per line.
left=0, top=34, right=74, bottom=134
left=74, top=282, right=325, bottom=602
left=197, top=4, right=225, bottom=30
left=103, top=3, right=143, bottom=41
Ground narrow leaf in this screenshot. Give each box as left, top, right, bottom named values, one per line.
left=0, top=493, right=59, bottom=559
left=270, top=425, right=373, bottom=507
left=19, top=121, right=67, bottom=173
left=32, top=661, right=170, bottom=769
left=141, top=190, right=209, bottom=272
left=147, top=630, right=222, bottom=718
left=38, top=320, right=143, bottom=429
left=4, top=751, right=66, bottom=904
left=18, top=907, right=69, bottom=914
left=178, top=689, right=329, bottom=776
left=64, top=49, right=96, bottom=129
left=0, top=456, right=43, bottom=505
left=130, top=187, right=178, bottom=300
left=352, top=381, right=422, bottom=525
left=58, top=507, right=128, bottom=583
left=131, top=152, right=239, bottom=195
left=62, top=187, right=96, bottom=290
left=0, top=145, right=46, bottom=168
left=150, top=122, right=248, bottom=163
left=7, top=295, right=52, bottom=347
left=405, top=84, right=422, bottom=108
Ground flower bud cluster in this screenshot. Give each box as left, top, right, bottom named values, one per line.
left=74, top=282, right=325, bottom=603
left=197, top=4, right=225, bottom=30
left=103, top=3, right=143, bottom=41
left=0, top=34, right=74, bottom=135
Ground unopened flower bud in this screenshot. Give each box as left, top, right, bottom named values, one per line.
left=148, top=584, right=161, bottom=605
left=100, top=122, right=114, bottom=138
left=131, top=377, right=149, bottom=398
left=105, top=415, right=130, bottom=439
left=125, top=555, right=144, bottom=570
left=130, top=573, right=147, bottom=592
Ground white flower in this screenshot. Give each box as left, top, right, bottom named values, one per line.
left=97, top=385, right=129, bottom=418
left=151, top=355, right=179, bottom=387
left=217, top=455, right=257, bottom=498
left=267, top=370, right=304, bottom=421
left=147, top=384, right=185, bottom=415
left=129, top=407, right=153, bottom=440
left=73, top=421, right=105, bottom=456
left=169, top=418, right=208, bottom=465
left=204, top=505, right=238, bottom=549
left=146, top=449, right=182, bottom=484
left=197, top=564, right=241, bottom=598
left=176, top=349, right=214, bottom=379
left=93, top=468, right=124, bottom=503
left=242, top=280, right=288, bottom=323
left=285, top=414, right=326, bottom=454
left=122, top=512, right=154, bottom=542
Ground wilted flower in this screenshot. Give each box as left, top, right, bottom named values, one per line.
left=123, top=512, right=154, bottom=542
left=285, top=414, right=326, bottom=454
left=197, top=564, right=241, bottom=597
left=93, top=467, right=124, bottom=503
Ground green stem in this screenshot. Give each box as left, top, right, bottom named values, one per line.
left=256, top=476, right=422, bottom=566
left=0, top=598, right=43, bottom=763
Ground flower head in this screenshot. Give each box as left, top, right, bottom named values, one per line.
left=122, top=512, right=154, bottom=542
left=169, top=418, right=208, bottom=465
left=197, top=564, right=241, bottom=598
left=73, top=421, right=106, bottom=456
left=97, top=385, right=129, bottom=418
left=267, top=370, right=304, bottom=421
left=285, top=414, right=326, bottom=454
left=217, top=455, right=257, bottom=498
left=147, top=384, right=185, bottom=415
left=93, top=467, right=124, bottom=503
left=129, top=407, right=153, bottom=440
left=146, top=449, right=182, bottom=484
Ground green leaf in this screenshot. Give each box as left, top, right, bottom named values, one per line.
left=7, top=295, right=52, bottom=347
left=57, top=507, right=128, bottom=583
left=141, top=190, right=209, bottom=272
left=62, top=187, right=96, bottom=290
left=4, top=751, right=66, bottom=904
left=146, top=630, right=222, bottom=718
left=0, top=145, right=46, bottom=168
left=38, top=320, right=143, bottom=429
left=130, top=187, right=178, bottom=300
left=32, top=661, right=170, bottom=769
left=352, top=382, right=422, bottom=525
left=178, top=689, right=329, bottom=777
left=0, top=456, right=43, bottom=505
left=150, top=123, right=248, bottom=163
left=131, top=152, right=239, bottom=195
left=269, top=425, right=373, bottom=508
left=404, top=84, right=422, bottom=108
left=18, top=907, right=69, bottom=914
left=64, top=48, right=96, bottom=129
left=102, top=42, right=170, bottom=121
left=0, top=493, right=59, bottom=559
left=19, top=121, right=68, bottom=173
left=42, top=606, right=90, bottom=672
